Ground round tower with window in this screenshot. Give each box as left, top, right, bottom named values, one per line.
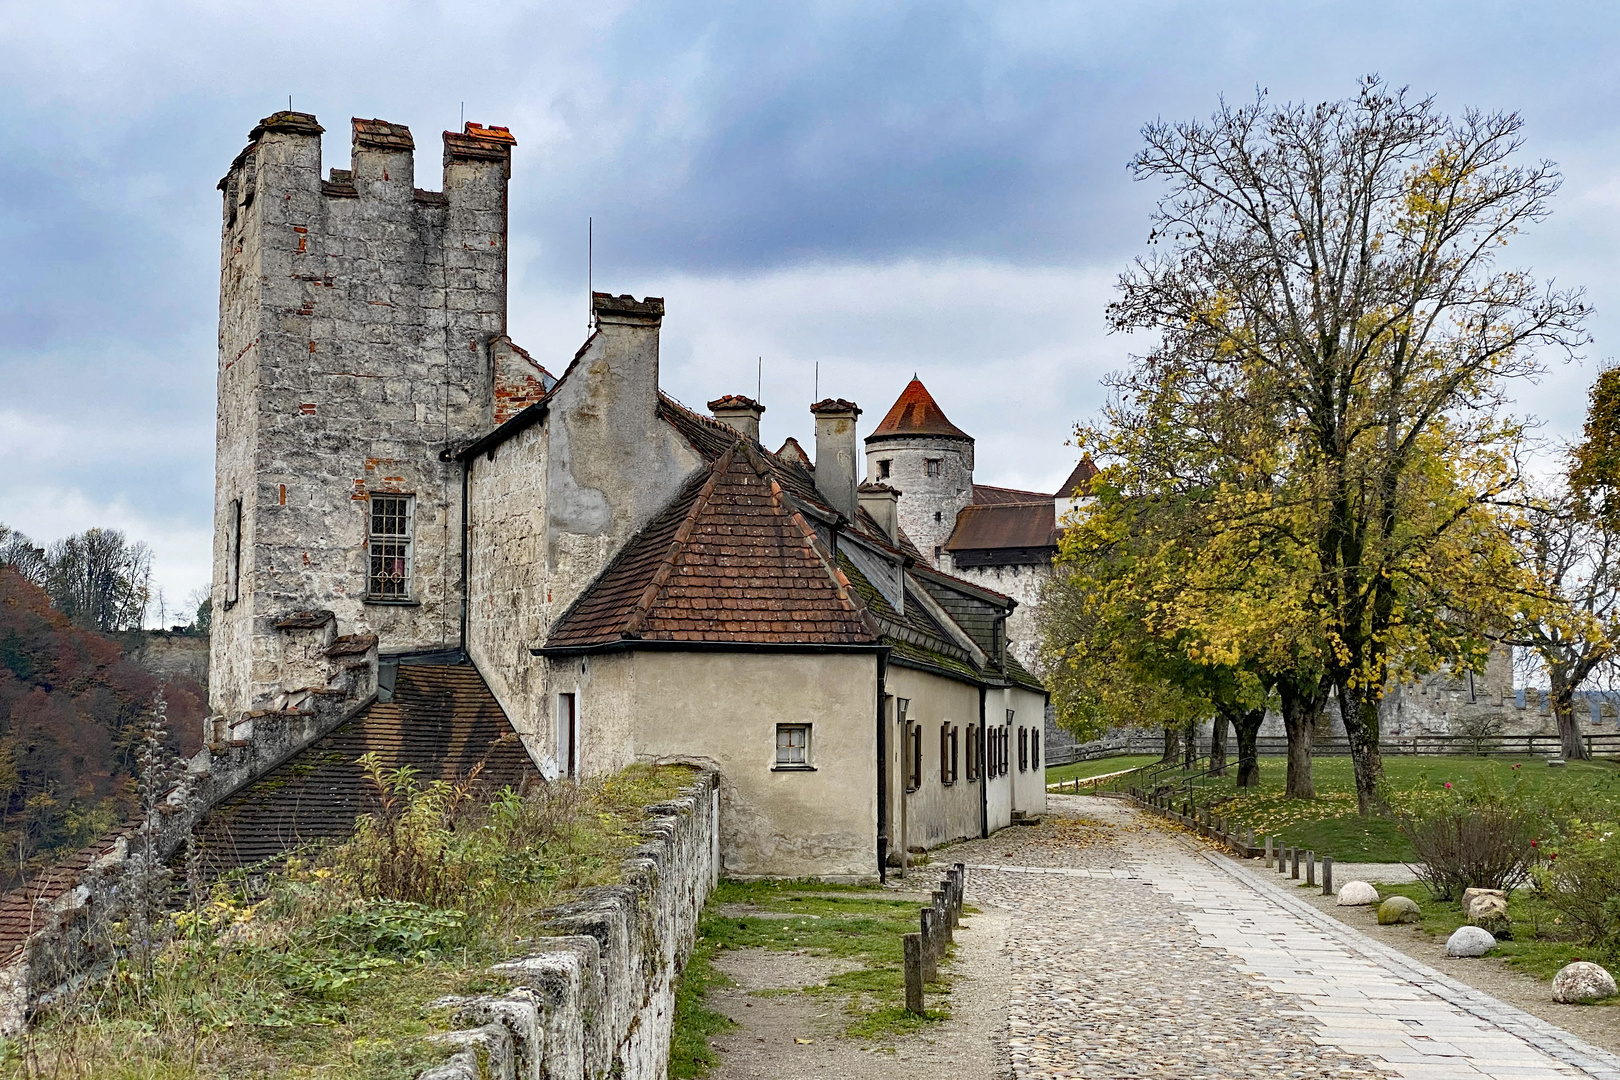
left=863, top=378, right=974, bottom=567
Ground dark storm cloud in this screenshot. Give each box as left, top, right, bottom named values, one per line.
left=2, top=0, right=1619, bottom=604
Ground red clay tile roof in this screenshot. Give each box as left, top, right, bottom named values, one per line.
left=193, top=664, right=537, bottom=880
left=0, top=821, right=137, bottom=963
left=1055, top=456, right=1098, bottom=498
left=545, top=442, right=880, bottom=650
left=810, top=398, right=862, bottom=416
left=776, top=437, right=811, bottom=467
left=944, top=501, right=1058, bottom=552
left=866, top=378, right=971, bottom=442
left=972, top=483, right=1051, bottom=505
left=708, top=394, right=764, bottom=413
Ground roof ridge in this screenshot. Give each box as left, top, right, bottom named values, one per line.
left=624, top=443, right=738, bottom=639
left=739, top=441, right=880, bottom=638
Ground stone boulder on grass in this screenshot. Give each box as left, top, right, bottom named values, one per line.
left=1445, top=925, right=1496, bottom=958
left=1337, top=881, right=1379, bottom=906
left=1377, top=895, right=1422, bottom=925
left=1553, top=962, right=1618, bottom=1004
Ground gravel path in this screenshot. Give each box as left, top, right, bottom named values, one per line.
left=938, top=795, right=1620, bottom=1079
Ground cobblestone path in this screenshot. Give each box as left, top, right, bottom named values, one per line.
left=946, top=795, right=1620, bottom=1080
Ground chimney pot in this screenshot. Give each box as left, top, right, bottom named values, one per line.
left=708, top=395, right=765, bottom=442
left=858, top=481, right=901, bottom=543
left=811, top=399, right=862, bottom=520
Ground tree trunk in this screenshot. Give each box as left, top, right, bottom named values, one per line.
left=1209, top=711, right=1228, bottom=776
left=1183, top=717, right=1198, bottom=770
left=1336, top=680, right=1387, bottom=815
left=1233, top=707, right=1264, bottom=788
left=1161, top=724, right=1180, bottom=764
left=1549, top=666, right=1591, bottom=761
left=1278, top=677, right=1318, bottom=799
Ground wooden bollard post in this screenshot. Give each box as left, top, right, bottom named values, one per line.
left=1306, top=850, right=1316, bottom=887
left=903, top=933, right=925, bottom=1014
left=919, top=909, right=938, bottom=982
left=1265, top=835, right=1273, bottom=868
left=1322, top=856, right=1334, bottom=897
left=1246, top=827, right=1254, bottom=853
left=933, top=892, right=949, bottom=943
left=1290, top=847, right=1300, bottom=880
left=1279, top=847, right=1289, bottom=874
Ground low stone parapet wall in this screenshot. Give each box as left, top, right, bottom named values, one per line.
left=423, top=768, right=720, bottom=1080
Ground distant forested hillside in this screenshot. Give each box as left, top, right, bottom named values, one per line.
left=0, top=567, right=204, bottom=886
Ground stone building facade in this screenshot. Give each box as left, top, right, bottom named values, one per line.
left=201, top=109, right=1047, bottom=885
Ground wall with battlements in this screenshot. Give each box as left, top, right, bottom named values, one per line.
left=211, top=111, right=515, bottom=739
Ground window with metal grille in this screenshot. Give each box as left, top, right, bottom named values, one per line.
left=368, top=495, right=414, bottom=599
left=776, top=723, right=810, bottom=767
left=925, top=459, right=942, bottom=477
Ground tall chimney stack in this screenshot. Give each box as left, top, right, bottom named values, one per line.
left=858, top=482, right=900, bottom=542
left=811, top=398, right=861, bottom=520
left=708, top=395, right=765, bottom=442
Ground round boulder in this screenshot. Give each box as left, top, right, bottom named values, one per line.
left=1553, top=962, right=1618, bottom=1004
left=1377, top=895, right=1422, bottom=925
left=1445, top=925, right=1496, bottom=958
left=1337, top=881, right=1379, bottom=907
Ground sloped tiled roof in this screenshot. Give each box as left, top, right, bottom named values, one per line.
left=192, top=664, right=537, bottom=879
left=945, top=501, right=1058, bottom=552
left=544, top=443, right=880, bottom=650
left=1055, top=457, right=1098, bottom=498
left=866, top=378, right=972, bottom=442
left=0, top=820, right=137, bottom=963
left=973, top=483, right=1051, bottom=505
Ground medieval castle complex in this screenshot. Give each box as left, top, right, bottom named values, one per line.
left=196, top=110, right=1104, bottom=883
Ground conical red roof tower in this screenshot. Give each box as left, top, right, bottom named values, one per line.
left=865, top=378, right=972, bottom=443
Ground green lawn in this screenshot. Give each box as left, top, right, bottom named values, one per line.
left=1123, top=755, right=1620, bottom=863
left=1045, top=755, right=1162, bottom=788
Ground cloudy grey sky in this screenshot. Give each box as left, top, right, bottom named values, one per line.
left=2, top=1, right=1617, bottom=618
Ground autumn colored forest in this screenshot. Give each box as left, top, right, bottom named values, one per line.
left=0, top=567, right=203, bottom=887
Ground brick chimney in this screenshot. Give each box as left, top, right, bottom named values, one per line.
left=858, top=481, right=900, bottom=543
left=708, top=395, right=765, bottom=442
left=811, top=398, right=861, bottom=520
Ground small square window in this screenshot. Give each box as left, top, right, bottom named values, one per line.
left=776, top=723, right=811, bottom=768
left=878, top=459, right=892, bottom=479
left=925, top=459, right=943, bottom=478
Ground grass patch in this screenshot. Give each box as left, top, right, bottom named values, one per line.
left=1045, top=755, right=1161, bottom=788
left=1369, top=880, right=1620, bottom=990
left=670, top=879, right=949, bottom=1075
left=9, top=764, right=695, bottom=1080
left=1136, top=756, right=1620, bottom=863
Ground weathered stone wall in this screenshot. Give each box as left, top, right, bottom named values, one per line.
left=423, top=769, right=720, bottom=1080
left=211, top=111, right=514, bottom=733
left=864, top=435, right=974, bottom=569
left=119, top=630, right=210, bottom=690
left=949, top=560, right=1051, bottom=673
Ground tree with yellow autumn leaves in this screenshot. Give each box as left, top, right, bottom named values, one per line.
left=1041, top=78, right=1588, bottom=813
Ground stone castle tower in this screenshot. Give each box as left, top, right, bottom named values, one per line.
left=209, top=111, right=539, bottom=738
left=863, top=378, right=975, bottom=568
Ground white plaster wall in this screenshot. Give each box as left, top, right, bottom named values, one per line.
left=628, top=650, right=879, bottom=881
left=886, top=665, right=985, bottom=854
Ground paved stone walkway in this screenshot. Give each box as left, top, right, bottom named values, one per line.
left=949, top=795, right=1620, bottom=1080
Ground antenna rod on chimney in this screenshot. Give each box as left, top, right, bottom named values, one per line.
left=757, top=356, right=762, bottom=402
left=814, top=361, right=819, bottom=402
left=588, top=217, right=593, bottom=330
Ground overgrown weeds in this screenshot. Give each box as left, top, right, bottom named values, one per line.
left=6, top=762, right=691, bottom=1080
left=1398, top=774, right=1537, bottom=899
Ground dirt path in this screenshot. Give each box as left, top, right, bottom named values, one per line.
left=706, top=902, right=1011, bottom=1080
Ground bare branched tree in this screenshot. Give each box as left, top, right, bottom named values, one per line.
left=44, top=528, right=152, bottom=632
left=1109, top=77, right=1589, bottom=814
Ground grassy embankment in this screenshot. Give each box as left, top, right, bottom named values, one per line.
left=669, top=879, right=956, bottom=1079
left=1111, top=755, right=1620, bottom=862
left=1044, top=755, right=1161, bottom=789
left=4, top=763, right=693, bottom=1080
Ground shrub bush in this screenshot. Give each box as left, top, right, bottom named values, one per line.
left=1533, top=821, right=1620, bottom=957
left=1399, top=778, right=1536, bottom=900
